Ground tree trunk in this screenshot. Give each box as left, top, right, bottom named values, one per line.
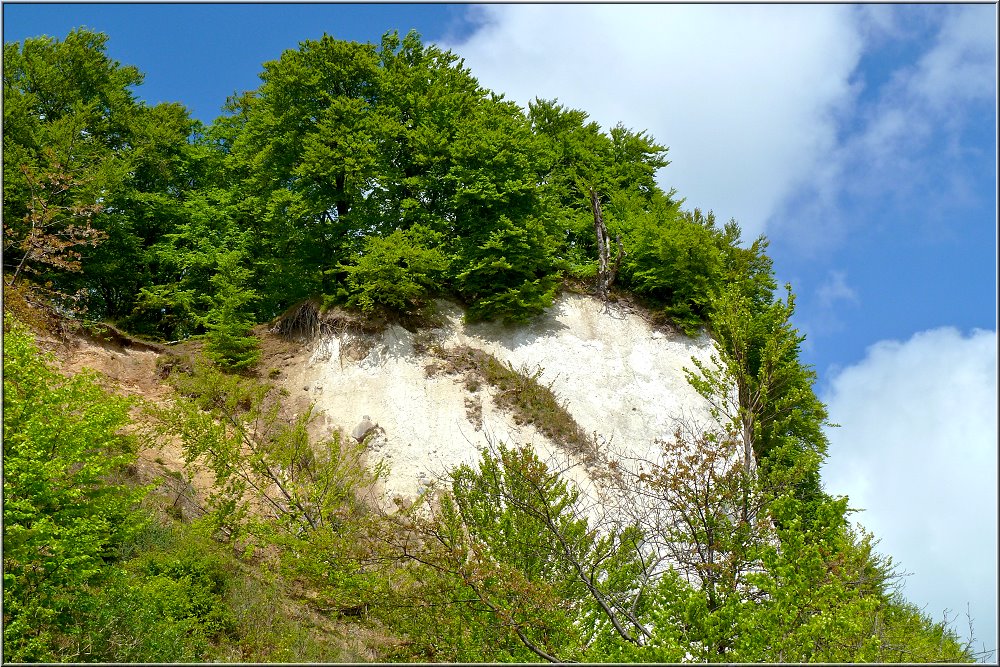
left=589, top=188, right=624, bottom=300
left=335, top=172, right=350, bottom=220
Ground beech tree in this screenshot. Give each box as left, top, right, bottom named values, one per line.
left=219, top=30, right=557, bottom=322
left=528, top=98, right=668, bottom=292
left=341, top=224, right=449, bottom=314
left=3, top=29, right=203, bottom=320
left=159, top=362, right=384, bottom=539
left=618, top=200, right=726, bottom=334
left=2, top=30, right=136, bottom=291
left=4, top=152, right=105, bottom=288
left=129, top=185, right=238, bottom=339
left=688, top=280, right=830, bottom=510
left=385, top=443, right=652, bottom=662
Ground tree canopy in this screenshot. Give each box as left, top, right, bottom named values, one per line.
left=4, top=27, right=757, bottom=335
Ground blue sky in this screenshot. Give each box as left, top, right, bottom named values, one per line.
left=4, top=2, right=997, bottom=656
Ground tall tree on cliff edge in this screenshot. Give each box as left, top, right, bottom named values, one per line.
left=527, top=98, right=669, bottom=289
left=220, top=30, right=559, bottom=322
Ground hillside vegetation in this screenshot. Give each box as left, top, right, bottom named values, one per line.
left=2, top=28, right=979, bottom=662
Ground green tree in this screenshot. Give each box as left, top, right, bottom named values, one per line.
left=688, top=280, right=830, bottom=510
left=619, top=201, right=726, bottom=334
left=2, top=29, right=142, bottom=230
left=221, top=30, right=560, bottom=323
left=528, top=98, right=669, bottom=287
left=715, top=219, right=778, bottom=311
left=2, top=315, right=148, bottom=661
left=83, top=103, right=208, bottom=320
left=202, top=249, right=261, bottom=371
left=4, top=150, right=106, bottom=288
left=372, top=30, right=488, bottom=236
left=3, top=29, right=205, bottom=321
left=220, top=32, right=387, bottom=308
left=727, top=493, right=969, bottom=662
left=387, top=443, right=648, bottom=662
left=129, top=185, right=238, bottom=339
left=2, top=28, right=133, bottom=295
left=528, top=99, right=668, bottom=214
left=453, top=214, right=561, bottom=323
left=441, top=93, right=561, bottom=321
left=603, top=381, right=971, bottom=662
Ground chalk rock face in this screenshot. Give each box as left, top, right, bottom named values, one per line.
left=282, top=293, right=721, bottom=501
left=352, top=416, right=376, bottom=442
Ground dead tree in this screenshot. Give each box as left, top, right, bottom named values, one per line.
left=588, top=187, right=624, bottom=300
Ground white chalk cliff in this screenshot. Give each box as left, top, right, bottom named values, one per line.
left=281, top=293, right=720, bottom=501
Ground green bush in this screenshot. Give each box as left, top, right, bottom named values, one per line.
left=75, top=522, right=247, bottom=662
left=77, top=518, right=351, bottom=663
left=620, top=205, right=725, bottom=335
left=342, top=225, right=448, bottom=314
left=2, top=314, right=149, bottom=661
left=454, top=215, right=560, bottom=323
left=80, top=567, right=216, bottom=662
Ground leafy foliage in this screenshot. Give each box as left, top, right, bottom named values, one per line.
left=3, top=30, right=202, bottom=320
left=383, top=443, right=647, bottom=662
left=128, top=185, right=239, bottom=339
left=689, top=279, right=831, bottom=509
left=155, top=360, right=394, bottom=643
left=602, top=412, right=971, bottom=662
left=82, top=537, right=238, bottom=661
left=2, top=315, right=148, bottom=661
left=4, top=151, right=106, bottom=287
left=619, top=201, right=726, bottom=334
left=341, top=224, right=448, bottom=313
left=4, top=26, right=752, bottom=332
left=159, top=361, right=385, bottom=540
left=202, top=249, right=261, bottom=371
left=454, top=215, right=561, bottom=323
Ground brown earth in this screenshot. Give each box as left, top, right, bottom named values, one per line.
left=14, top=305, right=330, bottom=524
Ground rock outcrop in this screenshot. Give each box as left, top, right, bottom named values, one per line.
left=281, top=293, right=720, bottom=501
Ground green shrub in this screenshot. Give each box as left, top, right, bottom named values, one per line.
left=342, top=225, right=448, bottom=314
left=76, top=519, right=349, bottom=662
left=454, top=215, right=561, bottom=324
left=620, top=205, right=724, bottom=335
left=81, top=567, right=215, bottom=662
left=2, top=315, right=150, bottom=661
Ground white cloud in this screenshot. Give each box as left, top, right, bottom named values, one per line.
left=444, top=5, right=863, bottom=241
left=909, top=6, right=997, bottom=114
left=769, top=4, right=996, bottom=256
left=821, top=327, right=998, bottom=652
left=859, top=5, right=995, bottom=160
left=816, top=269, right=859, bottom=310
left=445, top=6, right=994, bottom=257
left=803, top=269, right=861, bottom=340
left=854, top=4, right=908, bottom=43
